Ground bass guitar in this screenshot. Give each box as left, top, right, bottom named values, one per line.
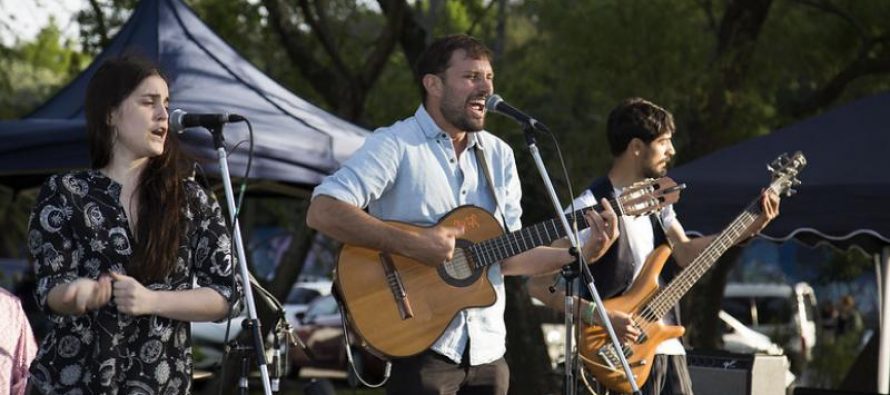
left=580, top=152, right=806, bottom=393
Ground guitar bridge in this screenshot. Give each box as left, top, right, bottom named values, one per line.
left=379, top=252, right=414, bottom=320
left=597, top=343, right=635, bottom=371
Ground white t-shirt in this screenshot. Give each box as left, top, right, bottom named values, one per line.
left=568, top=187, right=686, bottom=355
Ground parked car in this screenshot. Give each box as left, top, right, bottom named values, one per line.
left=722, top=282, right=818, bottom=364
left=190, top=280, right=332, bottom=370
left=282, top=280, right=332, bottom=330
left=289, top=293, right=387, bottom=382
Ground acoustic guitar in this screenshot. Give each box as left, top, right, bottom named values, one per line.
left=580, top=152, right=806, bottom=393
left=335, top=177, right=683, bottom=358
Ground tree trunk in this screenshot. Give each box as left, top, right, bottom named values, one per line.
left=682, top=246, right=742, bottom=350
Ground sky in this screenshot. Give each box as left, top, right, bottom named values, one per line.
left=0, top=0, right=84, bottom=46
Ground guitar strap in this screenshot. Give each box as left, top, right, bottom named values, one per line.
left=473, top=136, right=510, bottom=231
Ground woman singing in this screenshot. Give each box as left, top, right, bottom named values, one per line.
left=27, top=55, right=241, bottom=394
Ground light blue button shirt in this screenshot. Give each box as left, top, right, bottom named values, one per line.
left=312, top=105, right=522, bottom=365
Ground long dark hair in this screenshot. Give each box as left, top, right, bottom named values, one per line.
left=85, top=55, right=189, bottom=283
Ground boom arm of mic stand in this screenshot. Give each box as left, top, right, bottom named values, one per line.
left=210, top=124, right=274, bottom=395
left=245, top=274, right=318, bottom=361
left=520, top=124, right=641, bottom=395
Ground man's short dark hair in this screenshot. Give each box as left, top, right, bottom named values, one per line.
left=414, top=34, right=493, bottom=100
left=606, top=97, right=675, bottom=156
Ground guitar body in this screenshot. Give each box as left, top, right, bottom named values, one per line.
left=335, top=206, right=505, bottom=358
left=580, top=245, right=684, bottom=393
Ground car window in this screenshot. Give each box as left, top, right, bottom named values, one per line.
left=305, top=295, right=340, bottom=321
left=286, top=287, right=321, bottom=305
left=754, top=296, right=792, bottom=325
left=722, top=297, right=753, bottom=325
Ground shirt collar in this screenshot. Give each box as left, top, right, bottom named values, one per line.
left=415, top=104, right=483, bottom=149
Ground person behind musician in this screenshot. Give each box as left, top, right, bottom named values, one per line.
left=306, top=34, right=619, bottom=395
left=26, top=55, right=241, bottom=394
left=529, top=97, right=781, bottom=395
left=0, top=287, right=37, bottom=395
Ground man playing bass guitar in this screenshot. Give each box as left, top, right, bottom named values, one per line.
left=529, top=97, right=781, bottom=395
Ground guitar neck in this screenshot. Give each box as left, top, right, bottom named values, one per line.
left=646, top=197, right=763, bottom=319
left=469, top=197, right=620, bottom=267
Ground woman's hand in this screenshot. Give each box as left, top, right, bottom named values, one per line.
left=57, top=276, right=113, bottom=315
left=110, top=272, right=158, bottom=316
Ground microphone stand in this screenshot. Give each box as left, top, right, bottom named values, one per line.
left=520, top=123, right=641, bottom=395
left=208, top=124, right=273, bottom=395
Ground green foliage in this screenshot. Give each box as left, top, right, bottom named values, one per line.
left=808, top=329, right=865, bottom=388
left=815, top=247, right=874, bottom=285
left=75, top=0, right=140, bottom=54
left=0, top=21, right=88, bottom=119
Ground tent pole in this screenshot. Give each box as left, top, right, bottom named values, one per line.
left=878, top=246, right=890, bottom=394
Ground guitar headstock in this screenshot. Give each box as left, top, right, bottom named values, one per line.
left=767, top=151, right=807, bottom=197
left=618, top=177, right=685, bottom=217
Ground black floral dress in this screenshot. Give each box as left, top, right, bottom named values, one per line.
left=27, top=170, right=241, bottom=394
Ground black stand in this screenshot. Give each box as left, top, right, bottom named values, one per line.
left=560, top=247, right=581, bottom=395
left=208, top=125, right=274, bottom=395
left=520, top=123, right=641, bottom=395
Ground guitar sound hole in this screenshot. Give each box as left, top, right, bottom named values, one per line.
left=443, top=249, right=473, bottom=280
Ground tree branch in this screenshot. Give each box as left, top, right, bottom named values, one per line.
left=379, top=0, right=429, bottom=75
left=298, top=0, right=351, bottom=78
left=87, top=0, right=110, bottom=49
left=794, top=0, right=868, bottom=40
left=791, top=36, right=890, bottom=117
left=355, top=0, right=403, bottom=91
left=261, top=0, right=346, bottom=111
left=694, top=0, right=719, bottom=34
left=466, top=0, right=498, bottom=37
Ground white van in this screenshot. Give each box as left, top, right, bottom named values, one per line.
left=721, top=282, right=818, bottom=363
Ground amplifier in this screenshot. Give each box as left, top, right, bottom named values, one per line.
left=687, top=351, right=788, bottom=395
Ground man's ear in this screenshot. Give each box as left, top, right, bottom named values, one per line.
left=628, top=138, right=646, bottom=156
left=422, top=74, right=443, bottom=99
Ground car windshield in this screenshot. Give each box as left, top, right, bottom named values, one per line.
left=755, top=296, right=793, bottom=325
left=305, top=295, right=340, bottom=321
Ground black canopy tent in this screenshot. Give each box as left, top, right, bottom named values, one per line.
left=0, top=0, right=368, bottom=192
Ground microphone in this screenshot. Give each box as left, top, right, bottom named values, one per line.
left=484, top=94, right=550, bottom=132
left=169, top=109, right=245, bottom=134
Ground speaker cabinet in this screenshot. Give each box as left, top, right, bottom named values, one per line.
left=687, top=351, right=788, bottom=395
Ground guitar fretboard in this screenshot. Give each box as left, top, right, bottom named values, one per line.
left=644, top=199, right=762, bottom=319
left=467, top=200, right=616, bottom=268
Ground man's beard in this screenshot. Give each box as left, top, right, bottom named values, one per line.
left=643, top=158, right=670, bottom=178
left=440, top=96, right=484, bottom=132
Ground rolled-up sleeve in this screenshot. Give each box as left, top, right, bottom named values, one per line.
left=28, top=175, right=80, bottom=324
left=191, top=186, right=242, bottom=321
left=312, top=130, right=401, bottom=208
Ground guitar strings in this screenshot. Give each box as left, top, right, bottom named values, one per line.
left=469, top=190, right=672, bottom=266
left=609, top=209, right=759, bottom=346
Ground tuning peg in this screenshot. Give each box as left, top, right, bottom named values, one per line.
left=785, top=188, right=798, bottom=197
left=792, top=179, right=802, bottom=186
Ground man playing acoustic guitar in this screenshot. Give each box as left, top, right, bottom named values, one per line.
left=307, top=35, right=619, bottom=395
left=529, top=97, right=781, bottom=395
